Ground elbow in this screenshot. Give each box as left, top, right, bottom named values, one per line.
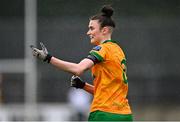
left=73, top=72, right=82, bottom=76
left=71, top=61, right=91, bottom=76
left=72, top=67, right=85, bottom=76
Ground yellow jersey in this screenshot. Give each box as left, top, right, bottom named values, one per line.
left=87, top=40, right=132, bottom=114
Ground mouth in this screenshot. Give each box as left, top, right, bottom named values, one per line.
left=89, top=35, right=94, bottom=39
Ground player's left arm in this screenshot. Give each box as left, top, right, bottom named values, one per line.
left=83, top=82, right=94, bottom=95
left=71, top=75, right=94, bottom=95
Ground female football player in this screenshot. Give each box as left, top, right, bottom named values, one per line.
left=31, top=5, right=133, bottom=121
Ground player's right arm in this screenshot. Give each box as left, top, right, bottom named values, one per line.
left=50, top=57, right=93, bottom=76
left=30, top=42, right=94, bottom=76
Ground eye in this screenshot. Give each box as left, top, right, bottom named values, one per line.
left=89, top=26, right=94, bottom=30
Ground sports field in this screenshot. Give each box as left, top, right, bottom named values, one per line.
left=0, top=0, right=179, bottom=121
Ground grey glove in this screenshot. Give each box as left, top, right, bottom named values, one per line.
left=71, top=75, right=85, bottom=89
left=30, top=42, right=52, bottom=63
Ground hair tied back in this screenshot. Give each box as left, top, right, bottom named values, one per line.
left=101, top=5, right=114, bottom=18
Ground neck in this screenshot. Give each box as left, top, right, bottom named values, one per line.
left=100, top=37, right=111, bottom=44
left=100, top=34, right=112, bottom=44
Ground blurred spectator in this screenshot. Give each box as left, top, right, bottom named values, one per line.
left=67, top=88, right=91, bottom=121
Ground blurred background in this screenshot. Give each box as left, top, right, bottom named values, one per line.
left=0, top=0, right=180, bottom=121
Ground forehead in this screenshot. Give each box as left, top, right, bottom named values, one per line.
left=88, top=20, right=100, bottom=27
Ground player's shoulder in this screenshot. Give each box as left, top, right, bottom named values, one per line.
left=102, top=40, right=118, bottom=46
left=92, top=45, right=102, bottom=51
left=102, top=40, right=119, bottom=49
left=91, top=40, right=118, bottom=51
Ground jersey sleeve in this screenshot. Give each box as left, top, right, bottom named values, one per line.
left=86, top=45, right=106, bottom=64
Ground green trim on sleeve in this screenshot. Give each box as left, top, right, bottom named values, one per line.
left=121, top=59, right=127, bottom=65
left=90, top=51, right=104, bottom=62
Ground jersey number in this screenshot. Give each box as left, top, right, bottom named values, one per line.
left=121, top=59, right=128, bottom=84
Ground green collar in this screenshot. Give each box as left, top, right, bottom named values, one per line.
left=102, top=40, right=116, bottom=44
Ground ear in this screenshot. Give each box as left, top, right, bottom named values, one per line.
left=101, top=26, right=109, bottom=34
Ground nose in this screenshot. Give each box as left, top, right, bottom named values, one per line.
left=87, top=30, right=90, bottom=35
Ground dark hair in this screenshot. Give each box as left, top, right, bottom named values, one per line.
left=90, top=5, right=115, bottom=28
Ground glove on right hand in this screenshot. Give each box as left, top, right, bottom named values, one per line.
left=71, top=75, right=85, bottom=89
left=30, top=42, right=52, bottom=63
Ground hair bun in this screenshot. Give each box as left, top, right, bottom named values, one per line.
left=101, top=5, right=114, bottom=17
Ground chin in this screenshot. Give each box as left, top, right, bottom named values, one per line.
left=91, top=39, right=99, bottom=45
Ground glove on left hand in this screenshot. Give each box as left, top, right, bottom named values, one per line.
left=71, top=75, right=85, bottom=89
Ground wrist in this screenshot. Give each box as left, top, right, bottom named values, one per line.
left=44, top=54, right=52, bottom=63
left=81, top=81, right=86, bottom=89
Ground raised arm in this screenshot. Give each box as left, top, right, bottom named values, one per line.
left=30, top=42, right=94, bottom=76
left=50, top=57, right=93, bottom=76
